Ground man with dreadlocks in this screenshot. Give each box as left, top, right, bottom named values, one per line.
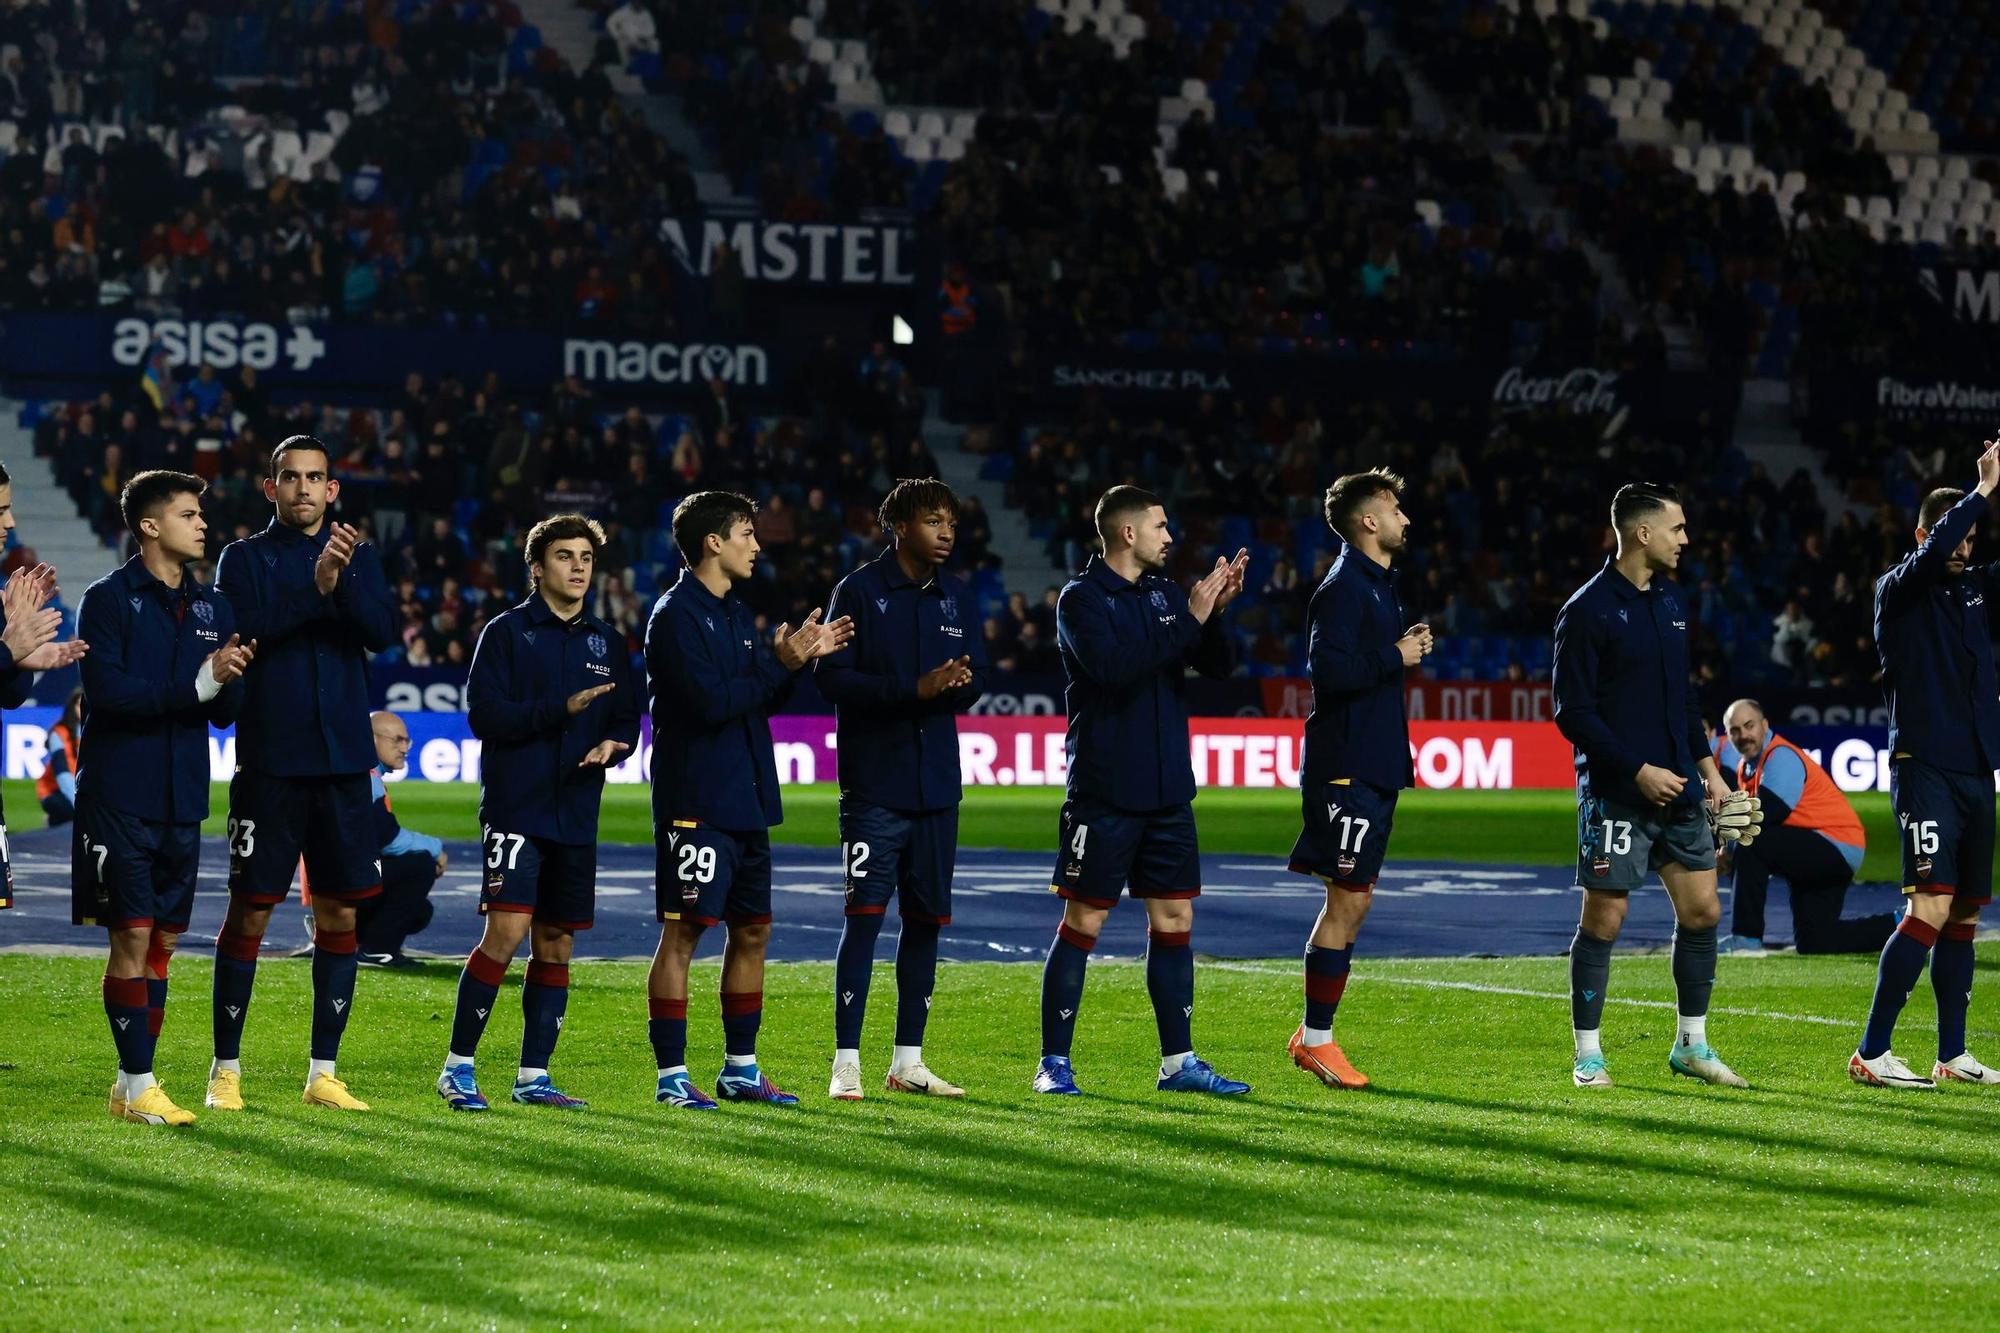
left=816, top=478, right=989, bottom=1101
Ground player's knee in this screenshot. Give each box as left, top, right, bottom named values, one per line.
left=1678, top=900, right=1722, bottom=931
left=230, top=901, right=273, bottom=937
left=1580, top=891, right=1628, bottom=937
left=1062, top=900, right=1109, bottom=938
left=730, top=920, right=772, bottom=951
left=1947, top=899, right=1982, bottom=927
left=108, top=925, right=152, bottom=971
left=479, top=914, right=529, bottom=959
left=1146, top=898, right=1193, bottom=934
left=531, top=925, right=575, bottom=964
left=150, top=927, right=179, bottom=958
left=314, top=900, right=358, bottom=933
left=1905, top=893, right=1953, bottom=927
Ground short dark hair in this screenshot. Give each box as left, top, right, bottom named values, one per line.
left=270, top=434, right=330, bottom=478
left=120, top=469, right=206, bottom=534
left=1610, top=481, right=1682, bottom=536
left=1921, top=487, right=1965, bottom=530
left=524, top=512, right=607, bottom=584
left=878, top=477, right=959, bottom=531
left=672, top=490, right=757, bottom=564
left=1323, top=468, right=1406, bottom=541
left=0, top=460, right=10, bottom=487
left=1094, top=485, right=1164, bottom=545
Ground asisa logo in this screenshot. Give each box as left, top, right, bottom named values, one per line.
left=111, top=318, right=328, bottom=371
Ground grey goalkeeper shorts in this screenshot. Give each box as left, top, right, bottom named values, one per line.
left=1574, top=790, right=1716, bottom=892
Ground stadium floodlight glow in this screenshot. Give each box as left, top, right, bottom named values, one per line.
left=892, top=314, right=915, bottom=346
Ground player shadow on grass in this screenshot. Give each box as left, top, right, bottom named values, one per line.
left=1, top=1141, right=600, bottom=1322
left=1363, top=1083, right=1994, bottom=1171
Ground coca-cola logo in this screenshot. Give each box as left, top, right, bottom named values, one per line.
left=1492, top=366, right=1622, bottom=415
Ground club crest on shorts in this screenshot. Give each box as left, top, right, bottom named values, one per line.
left=587, top=632, right=607, bottom=658
left=1916, top=856, right=1934, bottom=879
left=1592, top=855, right=1611, bottom=877
left=192, top=599, right=214, bottom=624
left=1336, top=852, right=1358, bottom=877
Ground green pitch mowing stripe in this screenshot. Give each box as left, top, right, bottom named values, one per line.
left=0, top=781, right=1909, bottom=875
left=0, top=951, right=1994, bottom=1327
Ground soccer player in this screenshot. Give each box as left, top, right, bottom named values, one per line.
left=1, top=458, right=91, bottom=910
left=1286, top=469, right=1430, bottom=1089
left=209, top=436, right=398, bottom=1112
left=73, top=470, right=254, bottom=1125
left=1034, top=485, right=1251, bottom=1097
left=644, top=491, right=853, bottom=1109
left=1851, top=443, right=2000, bottom=1089
left=1553, top=482, right=1763, bottom=1090
left=817, top=478, right=988, bottom=1100
left=1718, top=698, right=1888, bottom=954
left=440, top=514, right=640, bottom=1111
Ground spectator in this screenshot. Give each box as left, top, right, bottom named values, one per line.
left=354, top=712, right=446, bottom=968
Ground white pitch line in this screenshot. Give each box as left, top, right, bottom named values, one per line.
left=1205, top=960, right=1858, bottom=1028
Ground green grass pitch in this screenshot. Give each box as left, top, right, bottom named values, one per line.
left=1, top=781, right=1973, bottom=1325
left=3, top=780, right=1911, bottom=880
left=2, top=951, right=1997, bottom=1326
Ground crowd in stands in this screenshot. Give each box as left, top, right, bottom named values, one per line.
left=30, top=331, right=995, bottom=670
left=0, top=0, right=707, bottom=332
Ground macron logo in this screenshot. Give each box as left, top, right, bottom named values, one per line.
left=332, top=998, right=347, bottom=1014
left=841, top=991, right=854, bottom=1005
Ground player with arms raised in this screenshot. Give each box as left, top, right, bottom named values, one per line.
left=817, top=478, right=988, bottom=1100
left=1286, top=469, right=1430, bottom=1090
left=209, top=436, right=397, bottom=1112
left=1034, top=485, right=1251, bottom=1098
left=439, top=514, right=640, bottom=1111
left=644, top=492, right=852, bottom=1109
left=1850, top=441, right=2000, bottom=1089
left=1553, top=482, right=1762, bottom=1090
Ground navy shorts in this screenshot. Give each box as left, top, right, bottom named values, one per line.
left=480, top=827, right=597, bottom=930
left=1050, top=797, right=1201, bottom=909
left=840, top=798, right=956, bottom=925
left=657, top=822, right=772, bottom=927
left=1289, top=778, right=1399, bottom=889
left=71, top=796, right=200, bottom=931
left=1892, top=756, right=1995, bottom=904
left=227, top=771, right=383, bottom=905
left=0, top=818, right=12, bottom=910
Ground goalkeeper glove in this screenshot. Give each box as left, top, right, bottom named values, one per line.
left=1708, top=790, right=1764, bottom=846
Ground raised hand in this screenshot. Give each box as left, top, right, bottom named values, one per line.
left=774, top=609, right=856, bottom=669
left=204, top=633, right=256, bottom=685
left=1979, top=439, right=2000, bottom=497
left=577, top=738, right=632, bottom=769
left=1395, top=622, right=1433, bottom=668
left=1211, top=548, right=1252, bottom=611
left=3, top=563, right=58, bottom=621
left=917, top=655, right=975, bottom=700
left=315, top=522, right=363, bottom=595
left=15, top=636, right=88, bottom=671
left=566, top=682, right=616, bottom=715
left=2, top=604, right=62, bottom=664
left=1187, top=560, right=1232, bottom=623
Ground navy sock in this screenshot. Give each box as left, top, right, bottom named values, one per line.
left=649, top=996, right=688, bottom=1069
left=146, top=934, right=171, bottom=1040
left=104, top=975, right=152, bottom=1076
left=1860, top=916, right=1936, bottom=1059
left=1303, top=942, right=1353, bottom=1031
left=1670, top=923, right=1718, bottom=1019
left=212, top=925, right=262, bottom=1061
left=894, top=919, right=941, bottom=1048
left=721, top=990, right=762, bottom=1058
left=451, top=948, right=506, bottom=1058
left=1040, top=923, right=1094, bottom=1058
left=1569, top=928, right=1614, bottom=1031
left=310, top=929, right=359, bottom=1062
left=1146, top=927, right=1195, bottom=1057
left=520, top=961, right=569, bottom=1071
left=833, top=911, right=885, bottom=1049
left=1933, top=922, right=1976, bottom=1063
